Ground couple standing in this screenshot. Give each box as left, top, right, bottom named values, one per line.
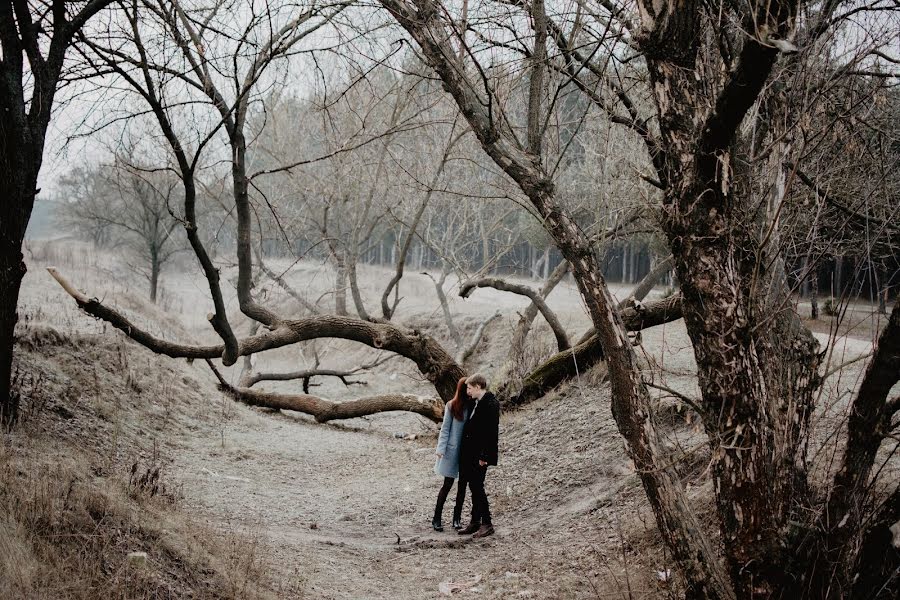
left=432, top=373, right=499, bottom=539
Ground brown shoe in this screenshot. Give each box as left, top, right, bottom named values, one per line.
left=472, top=524, right=494, bottom=539
left=458, top=521, right=480, bottom=535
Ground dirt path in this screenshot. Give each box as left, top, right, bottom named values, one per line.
left=168, top=380, right=656, bottom=599
left=172, top=407, right=438, bottom=598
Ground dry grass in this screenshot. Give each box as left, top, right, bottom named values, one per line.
left=2, top=304, right=282, bottom=598
left=0, top=438, right=276, bottom=599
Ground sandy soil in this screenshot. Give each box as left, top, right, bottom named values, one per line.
left=17, top=241, right=887, bottom=599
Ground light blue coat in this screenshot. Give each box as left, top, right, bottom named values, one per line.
left=434, top=405, right=468, bottom=478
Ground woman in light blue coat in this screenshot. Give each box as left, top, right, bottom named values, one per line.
left=432, top=377, right=471, bottom=531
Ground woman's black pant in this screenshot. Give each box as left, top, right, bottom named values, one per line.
left=434, top=476, right=467, bottom=519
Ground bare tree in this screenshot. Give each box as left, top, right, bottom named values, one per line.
left=58, top=159, right=183, bottom=302
left=0, top=0, right=114, bottom=422
left=48, top=1, right=900, bottom=595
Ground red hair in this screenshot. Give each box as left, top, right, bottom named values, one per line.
left=448, top=377, right=469, bottom=421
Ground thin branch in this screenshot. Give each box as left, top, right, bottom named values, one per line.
left=643, top=380, right=706, bottom=417
left=456, top=311, right=501, bottom=365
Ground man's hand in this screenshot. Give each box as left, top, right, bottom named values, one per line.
left=479, top=460, right=487, bottom=467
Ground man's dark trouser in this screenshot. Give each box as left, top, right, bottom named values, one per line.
left=467, top=464, right=491, bottom=526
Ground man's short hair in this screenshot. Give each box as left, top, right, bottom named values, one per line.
left=466, top=373, right=488, bottom=389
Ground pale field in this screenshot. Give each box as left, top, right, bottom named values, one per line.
left=12, top=239, right=894, bottom=599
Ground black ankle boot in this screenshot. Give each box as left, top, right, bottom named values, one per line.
left=433, top=497, right=446, bottom=532
left=452, top=507, right=462, bottom=529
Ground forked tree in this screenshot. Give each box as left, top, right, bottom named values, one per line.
left=58, top=158, right=183, bottom=302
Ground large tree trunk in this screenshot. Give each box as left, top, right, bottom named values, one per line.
left=0, top=212, right=29, bottom=424
left=377, top=3, right=734, bottom=594
left=639, top=0, right=822, bottom=592
left=0, top=149, right=37, bottom=424
left=0, top=0, right=115, bottom=423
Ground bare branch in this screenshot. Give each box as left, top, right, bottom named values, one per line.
left=456, top=311, right=501, bottom=365
left=460, top=277, right=570, bottom=351
left=50, top=266, right=465, bottom=402
left=207, top=359, right=442, bottom=423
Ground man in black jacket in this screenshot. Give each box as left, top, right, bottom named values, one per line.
left=458, top=373, right=499, bottom=539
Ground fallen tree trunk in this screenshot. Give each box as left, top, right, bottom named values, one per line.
left=209, top=360, right=443, bottom=422
left=49, top=267, right=465, bottom=402
left=500, top=294, right=683, bottom=407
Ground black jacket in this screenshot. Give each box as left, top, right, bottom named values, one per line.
left=460, top=392, right=499, bottom=468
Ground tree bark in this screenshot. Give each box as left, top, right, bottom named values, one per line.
left=0, top=62, right=39, bottom=424
left=236, top=388, right=443, bottom=423
left=849, top=487, right=900, bottom=599
left=0, top=189, right=31, bottom=423
left=377, top=3, right=733, bottom=594
left=632, top=0, right=833, bottom=593
left=813, top=298, right=900, bottom=595
left=0, top=0, right=115, bottom=423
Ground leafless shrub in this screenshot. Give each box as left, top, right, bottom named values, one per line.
left=126, top=460, right=177, bottom=504
left=507, top=326, right=558, bottom=387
